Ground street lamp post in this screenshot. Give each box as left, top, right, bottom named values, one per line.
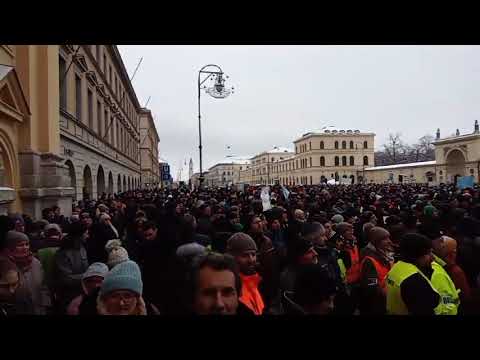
left=197, top=64, right=234, bottom=189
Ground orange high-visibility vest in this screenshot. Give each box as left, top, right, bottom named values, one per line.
left=347, top=246, right=361, bottom=284
left=361, top=255, right=392, bottom=294
left=239, top=273, right=265, bottom=315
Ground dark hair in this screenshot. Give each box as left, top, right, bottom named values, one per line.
left=143, top=221, right=157, bottom=231
left=400, top=233, right=432, bottom=263
left=294, top=264, right=337, bottom=306
left=190, top=252, right=242, bottom=300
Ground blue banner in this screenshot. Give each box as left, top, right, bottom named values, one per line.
left=457, top=176, right=474, bottom=189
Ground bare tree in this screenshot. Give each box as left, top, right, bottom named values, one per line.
left=383, top=133, right=403, bottom=164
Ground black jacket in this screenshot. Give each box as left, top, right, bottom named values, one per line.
left=87, top=223, right=118, bottom=264
left=400, top=267, right=440, bottom=315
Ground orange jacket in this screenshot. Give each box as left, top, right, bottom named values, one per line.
left=346, top=246, right=361, bottom=284
left=239, top=273, right=265, bottom=315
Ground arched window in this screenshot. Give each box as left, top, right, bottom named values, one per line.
left=335, top=156, right=339, bottom=166
left=342, top=156, right=347, bottom=166
left=342, top=141, right=346, bottom=149
left=364, top=141, right=368, bottom=149
left=363, top=156, right=369, bottom=166
left=309, top=142, right=311, bottom=150
left=350, top=156, right=354, bottom=166
left=350, top=141, right=354, bottom=149
left=320, top=156, right=325, bottom=167
left=320, top=141, right=324, bottom=149
left=335, top=141, right=339, bottom=149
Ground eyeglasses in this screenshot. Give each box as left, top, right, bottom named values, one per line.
left=108, top=292, right=137, bottom=302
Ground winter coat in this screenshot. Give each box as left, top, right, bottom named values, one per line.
left=20, top=257, right=51, bottom=315
left=53, top=241, right=89, bottom=310
left=87, top=223, right=118, bottom=264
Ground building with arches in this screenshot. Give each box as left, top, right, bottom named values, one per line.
left=59, top=45, right=144, bottom=202
left=0, top=45, right=152, bottom=218
left=364, top=122, right=480, bottom=185
left=273, top=126, right=375, bottom=186
left=0, top=45, right=74, bottom=217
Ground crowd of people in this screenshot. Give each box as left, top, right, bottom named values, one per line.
left=1, top=181, right=480, bottom=316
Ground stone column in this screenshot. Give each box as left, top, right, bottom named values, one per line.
left=16, top=46, right=74, bottom=219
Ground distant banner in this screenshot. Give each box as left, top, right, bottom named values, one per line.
left=280, top=185, right=290, bottom=200
left=261, top=186, right=272, bottom=211
left=457, top=176, right=475, bottom=190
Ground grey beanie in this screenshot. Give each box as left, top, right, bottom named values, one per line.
left=176, top=243, right=207, bottom=259
left=226, top=232, right=257, bottom=255
left=331, top=214, right=344, bottom=224
left=5, top=231, right=29, bottom=249
left=82, top=262, right=109, bottom=281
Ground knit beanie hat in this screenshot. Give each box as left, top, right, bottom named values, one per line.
left=82, top=262, right=109, bottom=280
left=5, top=231, right=29, bottom=249
left=44, top=223, right=62, bottom=236
left=226, top=232, right=257, bottom=255
left=176, top=243, right=207, bottom=261
left=105, top=239, right=129, bottom=268
left=331, top=214, right=344, bottom=224
left=100, top=260, right=143, bottom=297
left=400, top=233, right=432, bottom=262
left=368, top=227, right=390, bottom=248
left=423, top=204, right=437, bottom=217
left=290, top=237, right=315, bottom=260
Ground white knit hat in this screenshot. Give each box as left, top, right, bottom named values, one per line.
left=105, top=239, right=129, bottom=268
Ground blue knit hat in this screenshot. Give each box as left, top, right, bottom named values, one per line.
left=99, top=260, right=143, bottom=297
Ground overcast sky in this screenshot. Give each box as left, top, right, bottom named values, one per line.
left=118, top=45, right=480, bottom=181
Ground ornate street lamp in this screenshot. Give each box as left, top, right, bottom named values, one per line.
left=197, top=64, right=234, bottom=188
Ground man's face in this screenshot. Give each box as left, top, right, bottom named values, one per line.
left=324, top=222, right=333, bottom=237
left=15, top=221, right=25, bottom=233
left=54, top=208, right=61, bottom=216
left=416, top=249, right=434, bottom=270
left=271, top=219, right=281, bottom=231
left=83, top=276, right=104, bottom=295
left=143, top=227, right=158, bottom=241
left=194, top=267, right=239, bottom=315
left=311, top=230, right=327, bottom=247
left=343, top=225, right=355, bottom=241
left=81, top=215, right=92, bottom=228
left=204, top=206, right=212, bottom=217
left=378, top=234, right=394, bottom=253
left=235, top=250, right=257, bottom=275
left=298, top=247, right=319, bottom=265
left=250, top=217, right=263, bottom=234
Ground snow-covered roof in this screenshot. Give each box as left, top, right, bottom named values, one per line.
left=266, top=146, right=294, bottom=154
left=365, top=160, right=436, bottom=171
left=299, top=125, right=373, bottom=138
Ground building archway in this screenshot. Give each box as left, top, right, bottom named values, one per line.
left=123, top=175, right=126, bottom=192
left=446, top=149, right=466, bottom=183
left=65, top=160, right=77, bottom=200
left=83, top=165, right=93, bottom=200
left=128, top=177, right=131, bottom=191
left=117, top=174, right=122, bottom=193
left=97, top=165, right=105, bottom=198
left=108, top=171, right=114, bottom=195
left=350, top=174, right=355, bottom=184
